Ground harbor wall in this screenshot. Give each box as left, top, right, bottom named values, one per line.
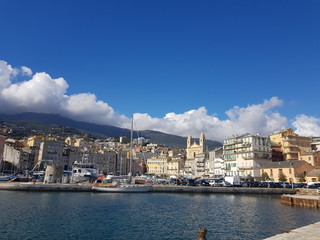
left=0, top=183, right=297, bottom=194
left=150, top=186, right=296, bottom=194
left=281, top=194, right=320, bottom=209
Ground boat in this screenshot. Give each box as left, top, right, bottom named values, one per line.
left=71, top=161, right=98, bottom=183
left=91, top=116, right=151, bottom=193
left=0, top=175, right=17, bottom=182
left=92, top=184, right=152, bottom=193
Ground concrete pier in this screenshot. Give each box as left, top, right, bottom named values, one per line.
left=150, top=185, right=296, bottom=194
left=264, top=222, right=320, bottom=240
left=0, top=182, right=297, bottom=194
left=281, top=188, right=320, bottom=209
left=0, top=182, right=93, bottom=192
left=281, top=194, right=320, bottom=209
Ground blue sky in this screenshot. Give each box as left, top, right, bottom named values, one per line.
left=0, top=1, right=320, bottom=141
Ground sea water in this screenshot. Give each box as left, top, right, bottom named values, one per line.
left=0, top=191, right=319, bottom=240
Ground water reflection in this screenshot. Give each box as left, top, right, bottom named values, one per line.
left=0, top=191, right=318, bottom=240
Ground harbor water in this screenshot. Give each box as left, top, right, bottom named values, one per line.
left=0, top=191, right=319, bottom=240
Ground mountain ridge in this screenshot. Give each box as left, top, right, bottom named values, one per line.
left=0, top=112, right=222, bottom=149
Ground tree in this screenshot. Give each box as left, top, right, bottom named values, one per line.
left=297, top=173, right=306, bottom=183
left=278, top=173, right=287, bottom=182
left=261, top=172, right=270, bottom=181
left=246, top=174, right=254, bottom=182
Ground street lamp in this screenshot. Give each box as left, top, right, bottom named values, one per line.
left=290, top=161, right=293, bottom=189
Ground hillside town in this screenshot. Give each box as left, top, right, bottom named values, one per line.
left=1, top=123, right=320, bottom=184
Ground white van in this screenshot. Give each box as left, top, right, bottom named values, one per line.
left=224, top=176, right=241, bottom=186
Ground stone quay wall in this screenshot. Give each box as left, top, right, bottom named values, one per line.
left=0, top=183, right=297, bottom=194
left=281, top=194, right=320, bottom=209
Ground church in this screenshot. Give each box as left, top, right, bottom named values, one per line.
left=184, top=133, right=207, bottom=178
left=186, top=133, right=205, bottom=159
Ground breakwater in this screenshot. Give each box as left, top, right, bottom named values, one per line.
left=151, top=185, right=296, bottom=194
left=281, top=194, right=320, bottom=209
left=0, top=182, right=297, bottom=194
left=264, top=222, right=320, bottom=240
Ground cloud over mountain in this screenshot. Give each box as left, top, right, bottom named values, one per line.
left=1, top=60, right=319, bottom=141
left=133, top=97, right=288, bottom=141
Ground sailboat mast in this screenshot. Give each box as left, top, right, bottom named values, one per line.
left=129, top=115, right=133, bottom=176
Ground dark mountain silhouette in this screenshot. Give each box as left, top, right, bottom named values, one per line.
left=0, top=112, right=222, bottom=149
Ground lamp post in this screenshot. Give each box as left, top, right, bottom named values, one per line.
left=290, top=161, right=293, bottom=189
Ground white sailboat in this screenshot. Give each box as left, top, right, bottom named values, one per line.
left=92, top=116, right=152, bottom=193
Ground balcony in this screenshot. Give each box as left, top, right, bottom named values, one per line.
left=224, top=158, right=236, bottom=161
left=224, top=140, right=243, bottom=146
left=238, top=165, right=253, bottom=170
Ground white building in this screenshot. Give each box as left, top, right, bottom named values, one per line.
left=223, top=134, right=272, bottom=180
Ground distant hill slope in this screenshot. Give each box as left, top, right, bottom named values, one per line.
left=0, top=112, right=222, bottom=149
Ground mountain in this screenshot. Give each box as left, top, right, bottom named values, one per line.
left=0, top=112, right=222, bottom=149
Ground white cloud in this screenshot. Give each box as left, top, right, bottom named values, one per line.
left=0, top=72, right=68, bottom=113
left=21, top=66, right=32, bottom=76
left=0, top=60, right=128, bottom=126
left=0, top=60, right=17, bottom=88
left=6, top=59, right=317, bottom=142
left=62, top=93, right=128, bottom=126
left=131, top=97, right=288, bottom=142
left=292, top=115, right=320, bottom=137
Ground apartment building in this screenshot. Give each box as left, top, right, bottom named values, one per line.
left=299, top=151, right=320, bottom=168
left=0, top=135, right=5, bottom=159
left=146, top=156, right=168, bottom=176
left=38, top=140, right=64, bottom=167
left=260, top=160, right=314, bottom=183
left=167, top=157, right=184, bottom=176
left=206, top=147, right=224, bottom=178
left=269, top=128, right=311, bottom=161
left=223, top=134, right=272, bottom=180
left=2, top=141, right=35, bottom=171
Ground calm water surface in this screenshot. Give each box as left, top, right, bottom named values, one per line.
left=0, top=191, right=319, bottom=240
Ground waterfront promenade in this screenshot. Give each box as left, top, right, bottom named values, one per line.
left=0, top=182, right=297, bottom=194
left=264, top=222, right=320, bottom=240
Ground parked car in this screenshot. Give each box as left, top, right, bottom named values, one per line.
left=181, top=179, right=197, bottom=186
left=307, top=183, right=320, bottom=189
left=293, top=183, right=306, bottom=188
left=213, top=180, right=231, bottom=187
left=208, top=179, right=216, bottom=187
left=169, top=178, right=181, bottom=185
left=196, top=179, right=210, bottom=186
left=280, top=182, right=293, bottom=188
left=241, top=181, right=260, bottom=188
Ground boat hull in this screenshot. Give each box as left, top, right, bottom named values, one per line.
left=92, top=185, right=151, bottom=193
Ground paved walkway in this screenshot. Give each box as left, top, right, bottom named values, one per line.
left=264, top=222, right=320, bottom=240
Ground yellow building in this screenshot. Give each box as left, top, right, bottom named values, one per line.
left=167, top=157, right=184, bottom=176
left=299, top=151, right=320, bottom=168
left=305, top=169, right=320, bottom=183
left=26, top=136, right=46, bottom=147
left=260, top=160, right=314, bottom=183
left=146, top=156, right=168, bottom=176
left=269, top=128, right=311, bottom=161
left=186, top=133, right=205, bottom=159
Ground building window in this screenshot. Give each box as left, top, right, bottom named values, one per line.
left=279, top=169, right=283, bottom=175
left=289, top=169, right=292, bottom=174
left=270, top=169, right=273, bottom=177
